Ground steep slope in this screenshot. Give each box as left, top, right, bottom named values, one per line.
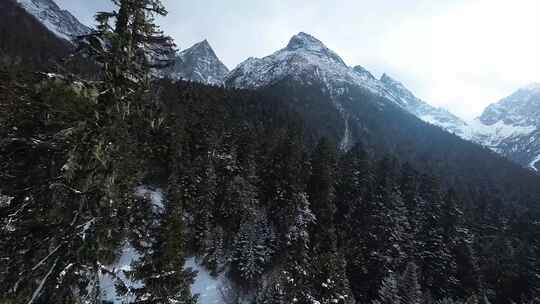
left=0, top=0, right=72, bottom=66
left=379, top=73, right=471, bottom=138
left=166, top=40, right=229, bottom=85
left=226, top=33, right=474, bottom=149
left=226, top=33, right=400, bottom=150
left=376, top=74, right=540, bottom=172
left=473, top=83, right=540, bottom=171
left=226, top=33, right=476, bottom=148
left=16, top=0, right=90, bottom=41
left=226, top=32, right=540, bottom=208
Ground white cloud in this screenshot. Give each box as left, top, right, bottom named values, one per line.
left=379, top=0, right=540, bottom=119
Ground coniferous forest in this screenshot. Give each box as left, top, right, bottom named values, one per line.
left=1, top=1, right=539, bottom=304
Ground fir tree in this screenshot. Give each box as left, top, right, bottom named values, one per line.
left=307, top=137, right=338, bottom=252
left=373, top=272, right=402, bottom=304
left=231, top=211, right=275, bottom=283
left=400, top=262, right=423, bottom=304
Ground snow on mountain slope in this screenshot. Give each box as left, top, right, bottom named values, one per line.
left=377, top=75, right=540, bottom=171
left=166, top=40, right=230, bottom=86
left=530, top=154, right=540, bottom=172
left=471, top=83, right=540, bottom=170
left=224, top=32, right=468, bottom=133
left=225, top=32, right=475, bottom=149
left=226, top=32, right=410, bottom=150
left=226, top=32, right=396, bottom=101
left=16, top=0, right=91, bottom=41
left=379, top=73, right=471, bottom=138
left=480, top=83, right=540, bottom=127
left=224, top=32, right=540, bottom=171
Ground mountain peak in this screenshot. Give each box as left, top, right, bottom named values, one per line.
left=283, top=32, right=346, bottom=66
left=192, top=39, right=211, bottom=49
left=380, top=73, right=401, bottom=86
left=286, top=32, right=326, bottom=50
left=168, top=39, right=229, bottom=86
left=352, top=65, right=375, bottom=80
left=182, top=39, right=213, bottom=53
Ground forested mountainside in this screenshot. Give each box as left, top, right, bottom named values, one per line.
left=262, top=80, right=540, bottom=209
left=1, top=0, right=540, bottom=304
left=3, top=64, right=540, bottom=304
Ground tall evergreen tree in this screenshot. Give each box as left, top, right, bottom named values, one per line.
left=417, top=174, right=458, bottom=300
left=307, top=137, right=338, bottom=252
left=400, top=262, right=424, bottom=304
left=373, top=272, right=402, bottom=304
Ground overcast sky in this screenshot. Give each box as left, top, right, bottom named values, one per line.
left=57, top=0, right=540, bottom=120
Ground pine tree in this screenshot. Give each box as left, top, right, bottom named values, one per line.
left=232, top=211, right=275, bottom=283
left=400, top=262, right=423, bottom=304
left=307, top=137, right=338, bottom=252
left=260, top=130, right=311, bottom=250
left=182, top=154, right=217, bottom=252
left=334, top=143, right=372, bottom=248
left=416, top=175, right=459, bottom=300
left=373, top=273, right=402, bottom=304
left=131, top=193, right=197, bottom=304
left=311, top=251, right=354, bottom=304
left=78, top=0, right=176, bottom=90
left=0, top=0, right=185, bottom=302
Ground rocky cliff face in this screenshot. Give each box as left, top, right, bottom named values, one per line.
left=166, top=40, right=229, bottom=86
left=472, top=84, right=540, bottom=170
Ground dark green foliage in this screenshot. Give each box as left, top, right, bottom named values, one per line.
left=400, top=262, right=423, bottom=304
left=2, top=65, right=540, bottom=304
left=2, top=3, right=540, bottom=302
left=307, top=137, right=338, bottom=252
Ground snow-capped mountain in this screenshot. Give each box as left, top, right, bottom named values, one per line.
left=224, top=32, right=464, bottom=128
left=226, top=32, right=396, bottom=101
left=383, top=77, right=540, bottom=172
left=470, top=84, right=540, bottom=171
left=166, top=40, right=229, bottom=86
left=16, top=0, right=91, bottom=41
left=225, top=32, right=475, bottom=149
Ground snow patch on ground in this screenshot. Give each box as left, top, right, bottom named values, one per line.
left=135, top=186, right=165, bottom=213
left=99, top=243, right=142, bottom=303
left=98, top=186, right=166, bottom=303
left=184, top=258, right=230, bottom=304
